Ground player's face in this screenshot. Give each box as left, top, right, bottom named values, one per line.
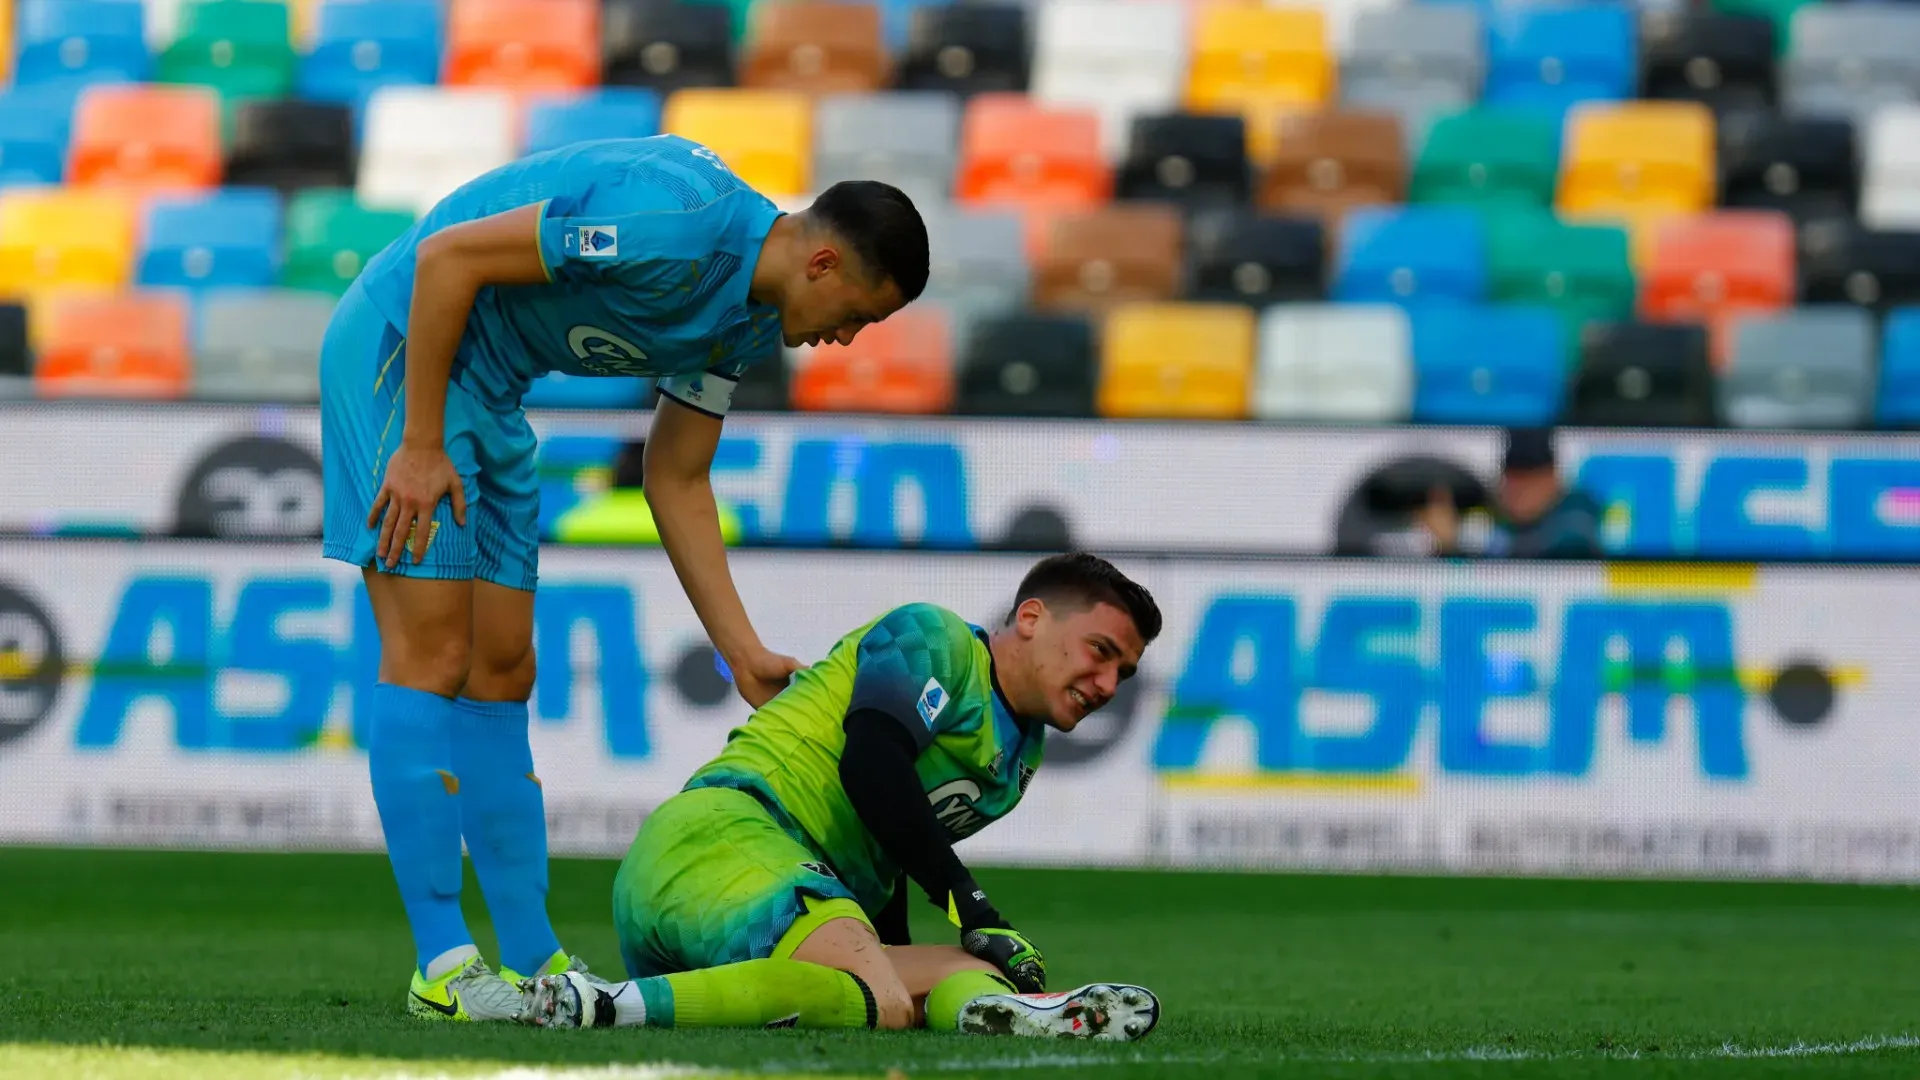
left=781, top=248, right=907, bottom=349
left=1025, top=600, right=1146, bottom=733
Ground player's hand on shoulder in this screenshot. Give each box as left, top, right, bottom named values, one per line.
left=733, top=646, right=802, bottom=709
left=369, top=440, right=468, bottom=568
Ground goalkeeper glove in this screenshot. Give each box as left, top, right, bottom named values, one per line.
left=946, top=877, right=1047, bottom=993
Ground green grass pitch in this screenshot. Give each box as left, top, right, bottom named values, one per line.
left=3, top=847, right=1918, bottom=1079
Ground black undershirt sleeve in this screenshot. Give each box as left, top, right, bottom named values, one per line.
left=872, top=873, right=911, bottom=946
left=839, top=707, right=973, bottom=918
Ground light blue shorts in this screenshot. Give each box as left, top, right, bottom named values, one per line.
left=319, top=280, right=541, bottom=592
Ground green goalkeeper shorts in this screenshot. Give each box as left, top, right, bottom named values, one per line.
left=613, top=785, right=870, bottom=979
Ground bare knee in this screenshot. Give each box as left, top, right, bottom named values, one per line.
left=465, top=640, right=535, bottom=702
left=384, top=629, right=471, bottom=699
left=865, top=968, right=916, bottom=1031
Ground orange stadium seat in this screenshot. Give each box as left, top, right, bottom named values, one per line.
left=741, top=1, right=887, bottom=94
left=0, top=188, right=139, bottom=298
left=67, top=84, right=222, bottom=194
left=1260, top=110, right=1406, bottom=227
left=789, top=306, right=954, bottom=413
left=445, top=0, right=601, bottom=91
left=1187, top=4, right=1333, bottom=164
left=661, top=88, right=812, bottom=196
left=1098, top=302, right=1256, bottom=419
left=1641, top=210, right=1796, bottom=366
left=35, top=291, right=192, bottom=399
left=1034, top=205, right=1185, bottom=313
left=956, top=94, right=1109, bottom=211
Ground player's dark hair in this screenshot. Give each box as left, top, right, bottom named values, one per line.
left=1005, top=553, right=1162, bottom=644
left=808, top=180, right=929, bottom=303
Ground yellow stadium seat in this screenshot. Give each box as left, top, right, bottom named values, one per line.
left=1557, top=102, right=1715, bottom=220
left=0, top=0, right=14, bottom=84
left=661, top=89, right=811, bottom=197
left=0, top=188, right=139, bottom=300
left=1098, top=302, right=1256, bottom=420
left=1187, top=4, right=1332, bottom=164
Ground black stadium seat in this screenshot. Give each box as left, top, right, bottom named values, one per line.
left=1184, top=209, right=1325, bottom=305
left=1720, top=111, right=1857, bottom=224
left=1116, top=113, right=1251, bottom=208
left=898, top=3, right=1029, bottom=96
left=1640, top=11, right=1776, bottom=115
left=1799, top=219, right=1920, bottom=314
left=955, top=312, right=1096, bottom=418
left=0, top=303, right=27, bottom=378
left=1570, top=321, right=1717, bottom=428
left=603, top=0, right=735, bottom=92
left=729, top=353, right=790, bottom=411
left=225, top=100, right=355, bottom=193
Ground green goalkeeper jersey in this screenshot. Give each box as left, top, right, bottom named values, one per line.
left=684, top=602, right=1045, bottom=916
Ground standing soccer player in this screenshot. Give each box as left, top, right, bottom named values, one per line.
left=524, top=554, right=1165, bottom=1041
left=317, top=136, right=928, bottom=1021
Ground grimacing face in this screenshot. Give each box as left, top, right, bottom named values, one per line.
left=1014, top=598, right=1147, bottom=732
left=778, top=244, right=906, bottom=349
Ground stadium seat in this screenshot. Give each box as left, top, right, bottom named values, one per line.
left=1718, top=112, right=1856, bottom=224
left=138, top=188, right=282, bottom=290
left=0, top=188, right=139, bottom=295
left=1332, top=206, right=1487, bottom=307
left=789, top=306, right=954, bottom=414
left=1483, top=3, right=1636, bottom=118
left=358, top=85, right=516, bottom=214
left=1639, top=211, right=1795, bottom=364
left=1097, top=302, right=1255, bottom=420
left=1410, top=304, right=1568, bottom=426
left=68, top=83, right=223, bottom=193
left=158, top=0, right=298, bottom=102
left=525, top=89, right=663, bottom=155
left=1186, top=4, right=1332, bottom=164
left=281, top=187, right=415, bottom=295
left=1115, top=113, right=1250, bottom=209
left=1259, top=110, right=1405, bottom=223
left=602, top=0, right=735, bottom=92
left=1032, top=0, right=1187, bottom=160
left=1033, top=204, right=1184, bottom=313
left=741, top=1, right=886, bottom=95
left=813, top=92, right=959, bottom=207
left=0, top=86, right=78, bottom=186
left=1714, top=0, right=1808, bottom=55
left=1185, top=209, right=1325, bottom=306
left=1570, top=321, right=1717, bottom=427
left=226, top=99, right=354, bottom=192
left=1783, top=5, right=1920, bottom=123
left=1484, top=208, right=1635, bottom=345
left=729, top=352, right=788, bottom=410
left=955, top=94, right=1109, bottom=212
left=1559, top=102, right=1716, bottom=219
left=898, top=2, right=1029, bottom=97
left=1253, top=303, right=1411, bottom=422
left=1875, top=307, right=1920, bottom=428
left=660, top=88, right=811, bottom=196
left=15, top=0, right=150, bottom=87
left=1409, top=108, right=1559, bottom=209
left=1720, top=306, right=1876, bottom=429
left=1798, top=219, right=1920, bottom=315
left=446, top=0, right=599, bottom=91
left=35, top=290, right=192, bottom=399
left=0, top=304, right=28, bottom=379
left=687, top=0, right=755, bottom=44
left=1340, top=4, right=1484, bottom=134
left=921, top=205, right=1030, bottom=350
left=193, top=287, right=335, bottom=401
left=1861, top=105, right=1920, bottom=231
left=954, top=311, right=1096, bottom=417
left=300, top=0, right=444, bottom=111
left=1639, top=11, right=1775, bottom=116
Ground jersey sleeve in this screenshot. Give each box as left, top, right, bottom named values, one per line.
left=535, top=197, right=716, bottom=307
left=848, top=603, right=977, bottom=753
left=656, top=313, right=781, bottom=418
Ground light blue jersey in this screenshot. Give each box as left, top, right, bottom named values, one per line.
left=320, top=135, right=783, bottom=591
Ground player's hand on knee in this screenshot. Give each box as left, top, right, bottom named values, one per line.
left=369, top=441, right=468, bottom=568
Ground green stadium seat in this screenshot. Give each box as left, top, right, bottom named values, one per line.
left=1712, top=0, right=1811, bottom=54
left=1484, top=207, right=1634, bottom=362
left=1409, top=109, right=1560, bottom=210
left=281, top=189, right=416, bottom=296
left=689, top=0, right=755, bottom=42
left=158, top=0, right=298, bottom=106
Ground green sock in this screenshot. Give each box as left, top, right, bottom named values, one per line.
left=925, top=969, right=1017, bottom=1032
left=639, top=959, right=878, bottom=1029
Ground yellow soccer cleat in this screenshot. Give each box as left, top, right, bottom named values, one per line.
left=407, top=955, right=531, bottom=1022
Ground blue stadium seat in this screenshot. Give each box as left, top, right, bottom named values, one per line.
left=1332, top=206, right=1488, bottom=306
left=15, top=0, right=151, bottom=88
left=525, top=90, right=664, bottom=156
left=0, top=86, right=77, bottom=186
left=301, top=0, right=444, bottom=116
left=522, top=372, right=656, bottom=409
left=1411, top=304, right=1567, bottom=425
left=137, top=189, right=283, bottom=291
left=1877, top=307, right=1920, bottom=427
left=1483, top=4, right=1635, bottom=120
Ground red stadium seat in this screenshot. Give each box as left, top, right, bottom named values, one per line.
left=1640, top=210, right=1795, bottom=366
left=956, top=94, right=1110, bottom=213
left=67, top=84, right=221, bottom=194
left=446, top=0, right=601, bottom=91
left=790, top=306, right=954, bottom=413
left=35, top=290, right=192, bottom=399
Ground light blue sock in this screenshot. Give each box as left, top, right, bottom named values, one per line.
left=367, top=683, right=471, bottom=975
left=452, top=697, right=561, bottom=977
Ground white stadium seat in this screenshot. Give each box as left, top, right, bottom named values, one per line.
left=357, top=86, right=516, bottom=217
left=1255, top=303, right=1414, bottom=422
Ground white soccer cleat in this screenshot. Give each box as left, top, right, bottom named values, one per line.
left=957, top=983, right=1161, bottom=1042
left=524, top=970, right=609, bottom=1029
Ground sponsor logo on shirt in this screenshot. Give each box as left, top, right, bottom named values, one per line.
left=916, top=677, right=948, bottom=729
left=577, top=225, right=618, bottom=258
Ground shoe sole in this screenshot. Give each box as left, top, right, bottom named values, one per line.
left=957, top=983, right=1160, bottom=1042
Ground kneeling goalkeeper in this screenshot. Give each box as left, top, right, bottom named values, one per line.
left=525, top=553, right=1162, bottom=1040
